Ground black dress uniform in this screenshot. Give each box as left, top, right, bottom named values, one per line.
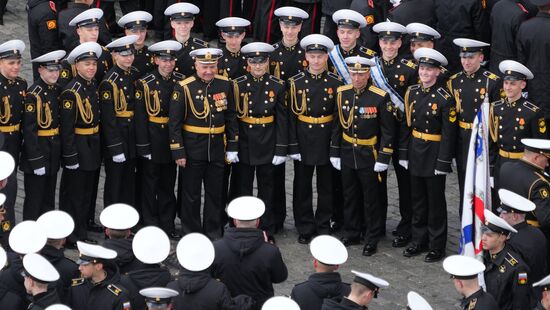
left=168, top=51, right=238, bottom=239
left=58, top=43, right=103, bottom=243
left=489, top=0, right=538, bottom=73
left=0, top=255, right=27, bottom=309
left=331, top=81, right=395, bottom=250
left=132, top=45, right=154, bottom=76
left=57, top=3, right=112, bottom=51
left=509, top=221, right=548, bottom=290
left=289, top=69, right=343, bottom=238
left=434, top=0, right=490, bottom=72
left=517, top=10, right=550, bottom=119
left=460, top=288, right=500, bottom=310
left=174, top=37, right=209, bottom=78
left=21, top=69, right=63, bottom=221
left=27, top=0, right=60, bottom=80
left=67, top=264, right=132, bottom=310
left=218, top=46, right=248, bottom=80
left=99, top=40, right=140, bottom=208
left=135, top=43, right=184, bottom=236
left=400, top=49, right=456, bottom=260
left=0, top=42, right=28, bottom=243
left=291, top=273, right=351, bottom=310
left=28, top=289, right=60, bottom=310
left=211, top=227, right=288, bottom=308
left=327, top=44, right=377, bottom=81
left=484, top=244, right=532, bottom=310
left=233, top=70, right=288, bottom=235
left=58, top=46, right=114, bottom=89
left=41, top=244, right=79, bottom=301
left=270, top=41, right=308, bottom=82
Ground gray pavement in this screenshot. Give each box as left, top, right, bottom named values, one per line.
left=3, top=2, right=465, bottom=308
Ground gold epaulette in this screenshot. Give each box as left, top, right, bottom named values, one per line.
left=337, top=84, right=353, bottom=93
left=360, top=46, right=376, bottom=57
left=71, top=278, right=85, bottom=286
left=179, top=76, right=196, bottom=87
left=483, top=71, right=500, bottom=81
left=107, top=284, right=122, bottom=296
left=449, top=72, right=460, bottom=80
left=469, top=298, right=477, bottom=310
left=369, top=85, right=387, bottom=97
left=505, top=252, right=519, bottom=266
left=173, top=71, right=185, bottom=80
left=400, top=58, right=417, bottom=70
left=215, top=74, right=229, bottom=81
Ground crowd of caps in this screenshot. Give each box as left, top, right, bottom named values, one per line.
left=0, top=0, right=550, bottom=309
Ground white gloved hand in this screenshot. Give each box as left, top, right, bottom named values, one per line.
left=373, top=162, right=388, bottom=172
left=490, top=177, right=494, bottom=188
left=398, top=160, right=408, bottom=170
left=33, top=167, right=46, bottom=176
left=226, top=152, right=239, bottom=163
left=272, top=156, right=286, bottom=166
left=143, top=154, right=152, bottom=160
left=66, top=164, right=79, bottom=170
left=330, top=157, right=341, bottom=171
left=434, top=169, right=449, bottom=175
left=452, top=158, right=457, bottom=167
left=113, top=153, right=126, bottom=163
left=289, top=153, right=302, bottom=161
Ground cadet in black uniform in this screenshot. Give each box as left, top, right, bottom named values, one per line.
left=164, top=3, right=209, bottom=78
left=482, top=209, right=532, bottom=310
left=211, top=197, right=288, bottom=308
left=331, top=55, right=395, bottom=255
left=100, top=35, right=140, bottom=208
left=135, top=40, right=184, bottom=239
left=400, top=48, right=456, bottom=263
left=499, top=139, right=550, bottom=267
left=442, top=255, right=500, bottom=310
left=216, top=17, right=250, bottom=79
left=21, top=50, right=65, bottom=221
left=533, top=275, right=550, bottom=310
left=489, top=0, right=538, bottom=73
left=269, top=7, right=310, bottom=234
left=0, top=40, right=28, bottom=243
left=58, top=42, right=103, bottom=244
left=447, top=39, right=502, bottom=213
left=489, top=60, right=546, bottom=186
left=370, top=22, right=418, bottom=249
left=321, top=270, right=389, bottom=310
left=498, top=188, right=548, bottom=298
left=68, top=241, right=132, bottom=310
left=291, top=235, right=350, bottom=310
left=27, top=0, right=61, bottom=81
left=140, top=287, right=179, bottom=310
left=232, top=42, right=288, bottom=237
left=434, top=0, right=491, bottom=72
left=22, top=253, right=61, bottom=310
left=118, top=11, right=155, bottom=75
left=36, top=210, right=79, bottom=301
left=168, top=48, right=238, bottom=239
left=119, top=227, right=172, bottom=310
left=517, top=0, right=550, bottom=120
left=168, top=232, right=251, bottom=310
left=288, top=35, right=343, bottom=244
left=57, top=0, right=111, bottom=51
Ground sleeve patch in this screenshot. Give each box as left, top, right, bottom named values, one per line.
left=25, top=104, right=35, bottom=112
left=518, top=272, right=528, bottom=285
left=172, top=91, right=180, bottom=101
left=102, top=91, right=111, bottom=100
left=540, top=188, right=549, bottom=199
left=135, top=90, right=142, bottom=99
left=63, top=100, right=73, bottom=109
left=539, top=118, right=546, bottom=134
left=46, top=20, right=57, bottom=30
left=365, top=15, right=375, bottom=25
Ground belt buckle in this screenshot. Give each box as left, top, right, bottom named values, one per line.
left=255, top=118, right=260, bottom=125
left=351, top=137, right=357, bottom=144
left=209, top=127, right=214, bottom=134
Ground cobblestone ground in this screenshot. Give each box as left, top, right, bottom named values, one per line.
left=3, top=2, right=466, bottom=308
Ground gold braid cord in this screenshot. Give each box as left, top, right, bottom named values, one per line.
left=183, top=84, right=209, bottom=119
left=337, top=91, right=353, bottom=129
left=404, top=88, right=413, bottom=127
left=142, top=81, right=160, bottom=117
left=447, top=80, right=461, bottom=113
left=233, top=81, right=248, bottom=118
left=68, top=89, right=93, bottom=125
left=108, top=81, right=128, bottom=115
left=489, top=103, right=498, bottom=142
left=290, top=80, right=307, bottom=115
left=273, top=62, right=281, bottom=79
left=0, top=96, right=10, bottom=124
left=33, top=93, right=52, bottom=129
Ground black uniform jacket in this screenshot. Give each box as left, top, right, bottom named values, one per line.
left=41, top=244, right=79, bottom=301
left=27, top=0, right=60, bottom=59
left=211, top=227, right=288, bottom=307
left=233, top=73, right=288, bottom=165
left=321, top=297, right=365, bottom=310
left=291, top=272, right=351, bottom=310
left=174, top=37, right=208, bottom=78
left=460, top=288, right=500, bottom=310
left=28, top=289, right=60, bottom=310
left=119, top=264, right=172, bottom=310
left=21, top=78, right=62, bottom=174
left=0, top=74, right=27, bottom=165
left=218, top=46, right=248, bottom=80
left=103, top=238, right=146, bottom=275
left=269, top=41, right=307, bottom=81
left=57, top=2, right=111, bottom=50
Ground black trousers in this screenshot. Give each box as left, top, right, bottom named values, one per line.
left=0, top=166, right=17, bottom=248
left=141, top=160, right=177, bottom=233
left=60, top=169, right=97, bottom=240
left=342, top=164, right=384, bottom=244
left=331, top=168, right=344, bottom=227
left=22, top=173, right=57, bottom=221
left=410, top=174, right=448, bottom=250
left=88, top=168, right=101, bottom=224
left=291, top=2, right=322, bottom=38
left=272, top=163, right=286, bottom=232
left=96, top=0, right=140, bottom=36
left=293, top=162, right=333, bottom=236
left=103, top=158, right=136, bottom=207
left=390, top=152, right=413, bottom=238
left=179, top=160, right=224, bottom=239
left=235, top=162, right=275, bottom=234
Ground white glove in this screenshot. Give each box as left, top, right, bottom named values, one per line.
left=452, top=158, right=457, bottom=167
left=373, top=162, right=388, bottom=172
left=330, top=157, right=341, bottom=171
left=226, top=152, right=239, bottom=163
left=272, top=156, right=286, bottom=166
left=33, top=167, right=46, bottom=176
left=66, top=164, right=79, bottom=170
left=434, top=169, right=449, bottom=175
left=143, top=154, right=152, bottom=160
left=289, top=153, right=301, bottom=161
left=490, top=177, right=494, bottom=188
left=113, top=153, right=126, bottom=163
left=399, top=160, right=408, bottom=170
